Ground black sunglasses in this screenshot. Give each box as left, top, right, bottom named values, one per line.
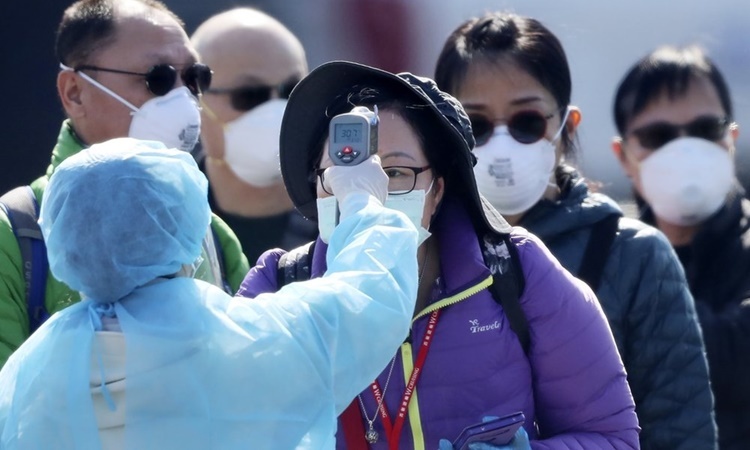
left=74, top=63, right=212, bottom=97
left=628, top=115, right=731, bottom=150
left=470, top=110, right=555, bottom=147
left=205, top=77, right=300, bottom=111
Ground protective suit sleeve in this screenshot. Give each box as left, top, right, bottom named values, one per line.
left=239, top=192, right=418, bottom=413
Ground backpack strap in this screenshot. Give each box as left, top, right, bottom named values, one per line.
left=577, top=214, right=620, bottom=292
left=276, top=240, right=316, bottom=288
left=0, top=186, right=50, bottom=333
left=482, top=233, right=530, bottom=355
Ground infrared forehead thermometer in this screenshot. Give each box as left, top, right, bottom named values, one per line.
left=328, top=106, right=379, bottom=166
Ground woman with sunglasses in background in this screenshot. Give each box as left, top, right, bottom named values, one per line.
left=612, top=45, right=748, bottom=450
left=238, top=60, right=639, bottom=449
left=435, top=12, right=716, bottom=450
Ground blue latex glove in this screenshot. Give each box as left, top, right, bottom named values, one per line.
left=438, top=418, right=530, bottom=450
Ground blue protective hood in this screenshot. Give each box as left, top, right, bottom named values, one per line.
left=39, top=138, right=211, bottom=303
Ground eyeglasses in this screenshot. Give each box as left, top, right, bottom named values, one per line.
left=315, top=165, right=431, bottom=196
left=470, top=110, right=556, bottom=147
left=628, top=115, right=731, bottom=150
left=74, top=63, right=213, bottom=97
left=205, top=77, right=299, bottom=111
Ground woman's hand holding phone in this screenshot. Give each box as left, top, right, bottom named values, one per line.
left=438, top=413, right=530, bottom=450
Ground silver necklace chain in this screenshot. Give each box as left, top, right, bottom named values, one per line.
left=358, top=354, right=397, bottom=443
left=357, top=246, right=431, bottom=444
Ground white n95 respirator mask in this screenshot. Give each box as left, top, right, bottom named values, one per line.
left=62, top=63, right=201, bottom=152
left=473, top=130, right=557, bottom=216
left=639, top=137, right=734, bottom=226
left=473, top=108, right=568, bottom=216
left=128, top=87, right=201, bottom=152
left=222, top=99, right=286, bottom=187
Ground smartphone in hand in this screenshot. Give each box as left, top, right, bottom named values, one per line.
left=452, top=412, right=525, bottom=450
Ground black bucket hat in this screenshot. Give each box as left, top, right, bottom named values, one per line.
left=279, top=60, right=511, bottom=235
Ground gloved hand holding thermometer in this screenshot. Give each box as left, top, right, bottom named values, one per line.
left=322, top=106, right=387, bottom=221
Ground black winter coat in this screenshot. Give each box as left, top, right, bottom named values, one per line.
left=643, top=189, right=750, bottom=450
left=523, top=167, right=717, bottom=450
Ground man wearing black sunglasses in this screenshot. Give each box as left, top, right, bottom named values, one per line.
left=613, top=45, right=749, bottom=450
left=0, top=0, right=250, bottom=368
left=191, top=8, right=317, bottom=263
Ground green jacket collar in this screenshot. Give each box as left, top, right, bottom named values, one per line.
left=45, top=120, right=88, bottom=180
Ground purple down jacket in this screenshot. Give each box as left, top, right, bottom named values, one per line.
left=237, top=199, right=639, bottom=449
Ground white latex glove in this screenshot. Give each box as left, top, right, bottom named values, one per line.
left=323, top=155, right=388, bottom=206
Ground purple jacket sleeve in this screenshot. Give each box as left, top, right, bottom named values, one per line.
left=512, top=231, right=640, bottom=450
left=235, top=249, right=285, bottom=298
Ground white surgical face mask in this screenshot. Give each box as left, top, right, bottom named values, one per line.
left=473, top=113, right=568, bottom=216
left=223, top=99, right=286, bottom=187
left=640, top=137, right=734, bottom=226
left=316, top=185, right=434, bottom=245
left=316, top=195, right=338, bottom=244
left=61, top=63, right=201, bottom=152
left=384, top=184, right=433, bottom=245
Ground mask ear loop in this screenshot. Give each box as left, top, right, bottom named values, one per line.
left=545, top=106, right=572, bottom=193
left=60, top=63, right=139, bottom=113
left=551, top=106, right=572, bottom=142
left=422, top=177, right=438, bottom=235
left=423, top=178, right=435, bottom=196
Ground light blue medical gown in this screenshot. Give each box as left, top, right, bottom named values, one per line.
left=0, top=193, right=418, bottom=449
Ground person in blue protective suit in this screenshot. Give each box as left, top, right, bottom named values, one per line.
left=0, top=138, right=418, bottom=449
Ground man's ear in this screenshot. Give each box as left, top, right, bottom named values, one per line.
left=612, top=137, right=624, bottom=161
left=729, top=122, right=741, bottom=157
left=57, top=70, right=86, bottom=119
left=611, top=137, right=637, bottom=179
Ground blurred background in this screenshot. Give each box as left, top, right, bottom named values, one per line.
left=3, top=0, right=748, bottom=201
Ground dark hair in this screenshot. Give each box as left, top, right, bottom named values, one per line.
left=56, top=0, right=184, bottom=67
left=434, top=12, right=576, bottom=156
left=316, top=85, right=449, bottom=181
left=613, top=45, right=733, bottom=135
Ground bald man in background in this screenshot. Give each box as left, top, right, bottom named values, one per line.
left=192, top=8, right=316, bottom=263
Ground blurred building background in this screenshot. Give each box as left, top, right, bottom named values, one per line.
left=2, top=0, right=748, bottom=201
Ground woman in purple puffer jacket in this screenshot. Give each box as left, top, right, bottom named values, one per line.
left=237, top=61, right=640, bottom=450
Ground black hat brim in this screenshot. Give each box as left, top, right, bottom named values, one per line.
left=279, top=60, right=511, bottom=235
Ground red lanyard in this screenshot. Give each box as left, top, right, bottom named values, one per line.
left=369, top=310, right=441, bottom=450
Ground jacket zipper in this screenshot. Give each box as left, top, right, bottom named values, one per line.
left=411, top=274, right=493, bottom=322
left=396, top=274, right=494, bottom=449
